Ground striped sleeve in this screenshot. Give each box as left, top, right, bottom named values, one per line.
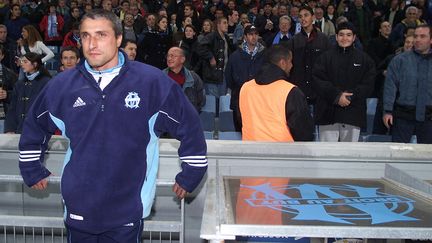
left=179, top=155, right=208, bottom=168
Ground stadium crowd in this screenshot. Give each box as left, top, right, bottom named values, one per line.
left=0, top=0, right=430, bottom=143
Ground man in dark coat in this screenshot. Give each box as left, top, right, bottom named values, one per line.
left=286, top=6, right=331, bottom=105
left=312, top=22, right=375, bottom=142
left=225, top=25, right=265, bottom=131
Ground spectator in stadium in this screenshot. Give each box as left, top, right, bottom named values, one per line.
left=325, top=4, right=337, bottom=26
left=329, top=16, right=364, bottom=49
left=117, top=0, right=129, bottom=20
left=121, top=39, right=137, bottom=60
left=312, top=22, right=375, bottom=142
left=62, top=22, right=81, bottom=49
left=5, top=52, right=51, bottom=134
left=56, top=0, right=70, bottom=19
left=0, top=25, right=17, bottom=70
left=198, top=18, right=214, bottom=41
left=179, top=24, right=199, bottom=69
left=232, top=13, right=250, bottom=45
left=122, top=12, right=138, bottom=42
left=59, top=46, right=80, bottom=71
left=137, top=15, right=172, bottom=69
left=39, top=3, right=65, bottom=46
left=383, top=24, right=432, bottom=143
left=102, top=0, right=113, bottom=12
left=163, top=47, right=205, bottom=112
left=177, top=3, right=201, bottom=32
left=254, top=1, right=278, bottom=37
left=226, top=25, right=265, bottom=131
left=197, top=16, right=235, bottom=97
left=17, top=11, right=207, bottom=243
left=129, top=3, right=145, bottom=34
left=389, top=6, right=420, bottom=47
left=264, top=15, right=293, bottom=47
left=4, top=4, right=30, bottom=41
left=17, top=25, right=55, bottom=64
left=287, top=6, right=331, bottom=106
left=383, top=0, right=404, bottom=28
left=239, top=44, right=314, bottom=141
left=227, top=9, right=240, bottom=44
left=345, top=0, right=373, bottom=43
left=0, top=44, right=17, bottom=127
left=314, top=6, right=335, bottom=36
left=63, top=7, right=82, bottom=35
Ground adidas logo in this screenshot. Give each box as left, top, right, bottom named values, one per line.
left=73, top=97, right=86, bottom=108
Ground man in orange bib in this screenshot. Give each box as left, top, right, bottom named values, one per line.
left=239, top=44, right=314, bottom=142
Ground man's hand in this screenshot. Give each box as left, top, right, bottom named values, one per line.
left=0, top=88, right=7, bottom=100
left=383, top=113, right=393, bottom=129
left=209, top=57, right=216, bottom=67
left=172, top=182, right=187, bottom=199
left=31, top=176, right=50, bottom=190
left=338, top=92, right=353, bottom=107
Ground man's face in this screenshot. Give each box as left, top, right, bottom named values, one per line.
left=278, top=5, right=287, bottom=16
left=217, top=19, right=228, bottom=33
left=11, top=6, right=21, bottom=18
left=184, top=6, right=193, bottom=17
left=354, top=0, right=363, bottom=7
left=264, top=4, right=272, bottom=15
left=279, top=18, right=290, bottom=34
left=215, top=10, right=224, bottom=18
left=314, top=8, right=324, bottom=20
left=336, top=29, right=355, bottom=48
left=406, top=8, right=418, bottom=22
left=59, top=0, right=66, bottom=7
left=123, top=14, right=134, bottom=27
left=0, top=27, right=7, bottom=42
left=290, top=6, right=299, bottom=18
left=414, top=27, right=432, bottom=54
left=80, top=17, right=122, bottom=71
left=281, top=56, right=293, bottom=74
left=244, top=32, right=258, bottom=46
left=229, top=11, right=239, bottom=23
left=121, top=1, right=129, bottom=11
left=299, top=9, right=313, bottom=28
left=102, top=0, right=112, bottom=11
left=130, top=5, right=139, bottom=16
left=146, top=15, right=156, bottom=28
left=61, top=50, right=80, bottom=69
left=166, top=48, right=185, bottom=69
left=240, top=13, right=249, bottom=24
left=122, top=42, right=137, bottom=60
left=379, top=21, right=391, bottom=37
left=72, top=7, right=81, bottom=18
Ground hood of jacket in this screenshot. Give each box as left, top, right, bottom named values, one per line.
left=255, top=63, right=289, bottom=85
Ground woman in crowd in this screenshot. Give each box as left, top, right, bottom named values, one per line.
left=17, top=25, right=55, bottom=64
left=179, top=24, right=199, bottom=69
left=197, top=19, right=214, bottom=42
left=137, top=15, right=172, bottom=69
left=5, top=52, right=51, bottom=134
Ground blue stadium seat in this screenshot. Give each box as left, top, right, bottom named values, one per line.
left=218, top=95, right=236, bottom=132
left=44, top=59, right=60, bottom=71
left=199, top=95, right=216, bottom=131
left=361, top=134, right=392, bottom=142
left=48, top=70, right=58, bottom=77
left=218, top=131, right=242, bottom=140
left=203, top=131, right=214, bottom=140
left=365, top=98, right=378, bottom=134
left=46, top=45, right=60, bottom=54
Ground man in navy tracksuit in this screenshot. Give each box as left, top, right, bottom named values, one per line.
left=18, top=9, right=207, bottom=242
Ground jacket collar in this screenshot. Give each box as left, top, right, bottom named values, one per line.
left=255, top=63, right=288, bottom=85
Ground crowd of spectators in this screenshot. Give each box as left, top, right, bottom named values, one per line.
left=0, top=0, right=430, bottom=142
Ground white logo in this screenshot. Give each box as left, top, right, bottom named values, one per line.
left=73, top=97, right=86, bottom=108
left=125, top=92, right=140, bottom=109
left=70, top=213, right=84, bottom=221
left=124, top=223, right=134, bottom=226
left=353, top=63, right=361, bottom=67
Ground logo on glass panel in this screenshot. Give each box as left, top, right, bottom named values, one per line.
left=243, top=183, right=419, bottom=225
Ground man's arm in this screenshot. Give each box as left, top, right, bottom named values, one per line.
left=154, top=80, right=207, bottom=197
left=18, top=86, right=57, bottom=188
left=285, top=87, right=314, bottom=141
left=382, top=56, right=400, bottom=129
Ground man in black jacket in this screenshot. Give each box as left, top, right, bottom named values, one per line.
left=312, top=22, right=375, bottom=142
left=287, top=6, right=331, bottom=106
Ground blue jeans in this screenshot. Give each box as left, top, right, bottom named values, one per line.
left=204, top=82, right=226, bottom=98
left=392, top=118, right=432, bottom=144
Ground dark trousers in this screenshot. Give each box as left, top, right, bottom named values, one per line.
left=66, top=219, right=144, bottom=243
left=392, top=118, right=432, bottom=144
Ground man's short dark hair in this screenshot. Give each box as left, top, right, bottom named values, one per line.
left=265, top=44, right=292, bottom=65
left=228, top=9, right=238, bottom=17
left=81, top=9, right=123, bottom=37
left=120, top=39, right=137, bottom=48
left=299, top=6, right=314, bottom=15
left=416, top=24, right=432, bottom=37
left=60, top=46, right=80, bottom=59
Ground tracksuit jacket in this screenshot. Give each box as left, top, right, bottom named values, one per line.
left=18, top=55, right=208, bottom=234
